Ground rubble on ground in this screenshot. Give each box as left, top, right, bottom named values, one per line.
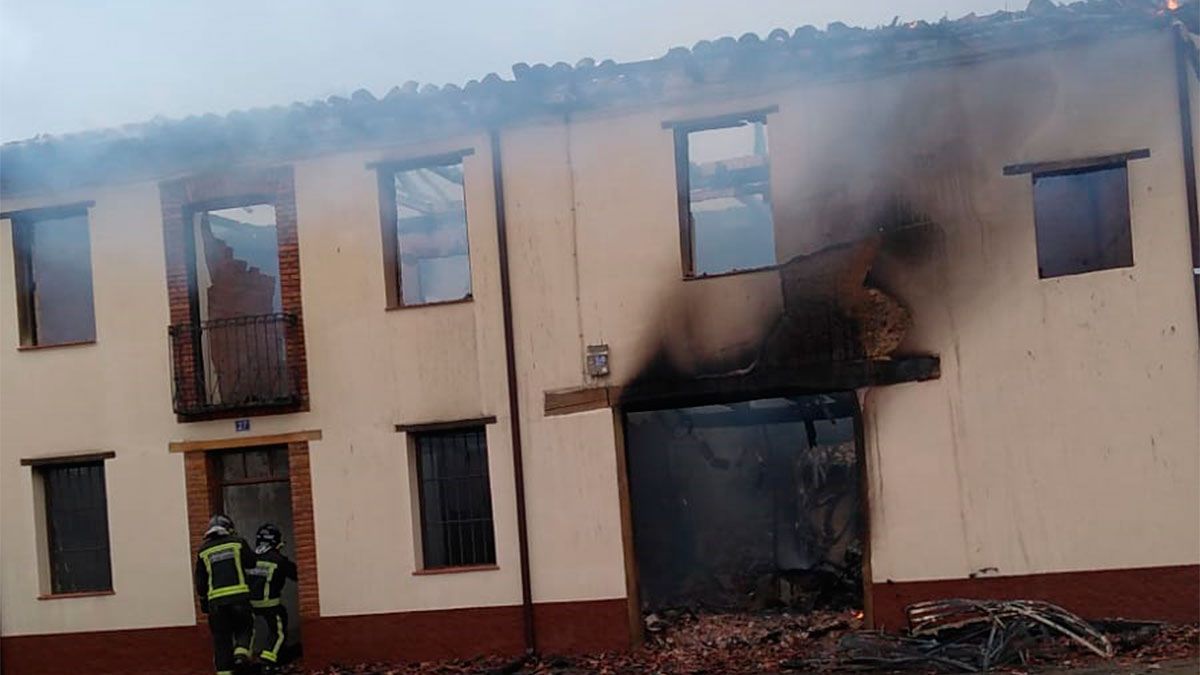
left=285, top=606, right=1198, bottom=674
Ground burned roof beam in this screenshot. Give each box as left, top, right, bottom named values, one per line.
left=661, top=106, right=779, bottom=131
left=544, top=356, right=940, bottom=416
left=1002, top=148, right=1149, bottom=176
left=619, top=356, right=940, bottom=411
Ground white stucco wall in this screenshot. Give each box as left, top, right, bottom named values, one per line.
left=1, top=29, right=1196, bottom=639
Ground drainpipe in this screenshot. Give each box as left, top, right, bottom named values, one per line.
left=489, top=127, right=537, bottom=654
left=1173, top=23, right=1200, bottom=334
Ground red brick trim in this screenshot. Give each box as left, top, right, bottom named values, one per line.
left=181, top=441, right=320, bottom=622
left=533, top=598, right=632, bottom=654
left=0, top=624, right=211, bottom=675
left=870, top=564, right=1200, bottom=630
left=0, top=599, right=631, bottom=675
left=304, top=605, right=523, bottom=665
left=183, top=451, right=220, bottom=624
left=299, top=598, right=630, bottom=667
left=288, top=441, right=320, bottom=618
left=158, top=166, right=308, bottom=422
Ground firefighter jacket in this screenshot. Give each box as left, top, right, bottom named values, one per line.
left=247, top=548, right=298, bottom=609
left=194, top=532, right=257, bottom=611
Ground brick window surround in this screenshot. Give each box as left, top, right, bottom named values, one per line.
left=184, top=441, right=320, bottom=622
left=159, top=167, right=308, bottom=421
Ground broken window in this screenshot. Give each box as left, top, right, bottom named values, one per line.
left=192, top=204, right=282, bottom=321
left=675, top=115, right=776, bottom=277
left=8, top=208, right=96, bottom=346
left=1031, top=164, right=1133, bottom=278
left=414, top=427, right=496, bottom=569
left=38, top=461, right=113, bottom=594
left=379, top=155, right=472, bottom=307
left=183, top=203, right=293, bottom=409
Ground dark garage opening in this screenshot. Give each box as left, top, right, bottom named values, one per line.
left=625, top=392, right=864, bottom=614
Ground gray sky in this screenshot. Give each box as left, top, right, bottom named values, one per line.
left=0, top=1, right=1010, bottom=142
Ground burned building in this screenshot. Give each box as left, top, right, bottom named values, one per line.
left=1, top=3, right=1198, bottom=674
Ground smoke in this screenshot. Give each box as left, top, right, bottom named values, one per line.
left=624, top=52, right=1063, bottom=386
left=0, top=0, right=1008, bottom=142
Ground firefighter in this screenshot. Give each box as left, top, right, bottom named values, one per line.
left=248, top=523, right=298, bottom=671
left=194, top=514, right=257, bottom=675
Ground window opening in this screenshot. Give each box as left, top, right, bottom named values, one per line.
left=182, top=203, right=291, bottom=409
left=40, top=461, right=112, bottom=594
left=1032, top=164, right=1134, bottom=278
left=414, top=427, right=496, bottom=569
left=382, top=157, right=472, bottom=306
left=10, top=210, right=96, bottom=346
left=676, top=118, right=775, bottom=277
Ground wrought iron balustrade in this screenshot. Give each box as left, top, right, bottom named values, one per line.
left=168, top=312, right=300, bottom=415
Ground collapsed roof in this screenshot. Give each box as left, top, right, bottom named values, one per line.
left=1, top=0, right=1195, bottom=197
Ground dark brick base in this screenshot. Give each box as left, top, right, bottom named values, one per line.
left=0, top=599, right=632, bottom=675
left=0, top=624, right=212, bottom=675
left=870, top=564, right=1200, bottom=630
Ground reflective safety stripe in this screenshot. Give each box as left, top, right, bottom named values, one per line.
left=200, top=542, right=249, bottom=600
left=272, top=613, right=286, bottom=660
left=209, top=584, right=250, bottom=599
left=252, top=560, right=279, bottom=606
left=234, top=646, right=251, bottom=658
left=260, top=650, right=277, bottom=664
left=217, top=671, right=233, bottom=675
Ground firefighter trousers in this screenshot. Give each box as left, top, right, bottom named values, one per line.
left=207, top=601, right=253, bottom=675
left=252, top=605, right=289, bottom=664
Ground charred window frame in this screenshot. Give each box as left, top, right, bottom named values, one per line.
left=1005, top=149, right=1148, bottom=279
left=667, top=107, right=778, bottom=279
left=2, top=202, right=97, bottom=348
left=373, top=149, right=475, bottom=309
left=21, top=452, right=115, bottom=597
left=406, top=423, right=497, bottom=571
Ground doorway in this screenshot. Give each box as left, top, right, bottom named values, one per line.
left=186, top=202, right=292, bottom=409
left=213, top=445, right=302, bottom=658
left=623, top=392, right=865, bottom=614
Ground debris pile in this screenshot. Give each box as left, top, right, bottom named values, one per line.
left=833, top=599, right=1113, bottom=672
left=286, top=603, right=1197, bottom=674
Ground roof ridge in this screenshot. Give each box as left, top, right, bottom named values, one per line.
left=4, top=0, right=1189, bottom=149
left=1, top=0, right=1192, bottom=196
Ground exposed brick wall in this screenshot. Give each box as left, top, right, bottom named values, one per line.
left=158, top=166, right=308, bottom=421
left=183, top=451, right=219, bottom=623
left=288, top=441, right=321, bottom=618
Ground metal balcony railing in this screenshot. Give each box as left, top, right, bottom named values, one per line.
left=168, top=313, right=300, bottom=416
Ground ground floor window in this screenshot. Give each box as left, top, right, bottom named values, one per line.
left=39, top=460, right=113, bottom=594
left=414, top=426, right=496, bottom=569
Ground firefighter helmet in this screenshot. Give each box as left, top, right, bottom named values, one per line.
left=205, top=514, right=235, bottom=538
left=255, top=523, right=283, bottom=554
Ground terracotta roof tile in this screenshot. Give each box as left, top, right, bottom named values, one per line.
left=0, top=0, right=1192, bottom=196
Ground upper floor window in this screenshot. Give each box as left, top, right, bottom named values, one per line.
left=671, top=110, right=776, bottom=278
left=377, top=151, right=473, bottom=308
left=1005, top=149, right=1146, bottom=279
left=4, top=204, right=96, bottom=347
left=1032, top=166, right=1133, bottom=278
left=24, top=455, right=114, bottom=595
